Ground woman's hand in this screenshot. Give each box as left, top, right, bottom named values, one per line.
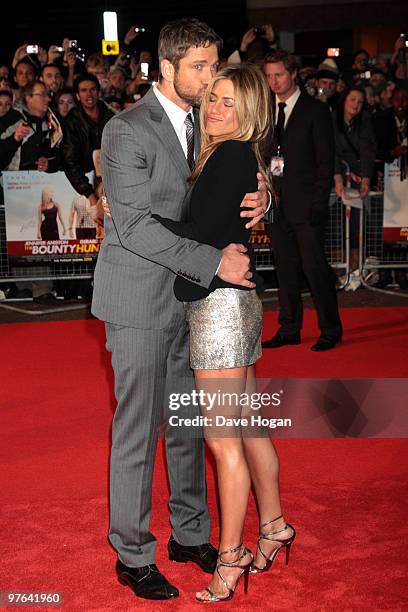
left=36, top=157, right=48, bottom=172
left=334, top=175, right=345, bottom=200
left=360, top=177, right=370, bottom=199
left=240, top=172, right=268, bottom=229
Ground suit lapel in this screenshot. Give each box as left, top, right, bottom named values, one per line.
left=143, top=89, right=191, bottom=181
left=284, top=92, right=306, bottom=137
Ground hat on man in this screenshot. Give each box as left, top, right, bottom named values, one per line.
left=316, top=59, right=340, bottom=81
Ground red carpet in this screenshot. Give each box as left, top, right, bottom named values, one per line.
left=1, top=308, right=407, bottom=610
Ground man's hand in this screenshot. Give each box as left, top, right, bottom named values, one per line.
left=217, top=243, right=255, bottom=288
left=14, top=123, right=31, bottom=142
left=240, top=172, right=268, bottom=229
left=124, top=25, right=140, bottom=46
left=240, top=28, right=257, bottom=53
left=12, top=44, right=28, bottom=68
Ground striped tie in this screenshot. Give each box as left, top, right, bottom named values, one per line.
left=184, top=113, right=195, bottom=171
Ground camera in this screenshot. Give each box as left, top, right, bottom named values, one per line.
left=134, top=27, right=146, bottom=33
left=327, top=48, right=340, bottom=57
left=69, top=40, right=78, bottom=49
left=254, top=26, right=265, bottom=36
left=140, top=62, right=149, bottom=80
left=359, top=70, right=371, bottom=80
left=26, top=45, right=38, bottom=54
left=55, top=46, right=64, bottom=53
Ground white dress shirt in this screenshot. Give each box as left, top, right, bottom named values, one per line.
left=275, top=86, right=301, bottom=127
left=153, top=84, right=194, bottom=158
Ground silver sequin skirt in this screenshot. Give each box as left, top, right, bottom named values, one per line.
left=184, top=288, right=263, bottom=370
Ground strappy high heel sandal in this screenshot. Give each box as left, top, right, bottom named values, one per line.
left=195, top=543, right=253, bottom=603
left=250, top=514, right=296, bottom=574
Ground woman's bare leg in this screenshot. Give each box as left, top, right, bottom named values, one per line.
left=242, top=366, right=293, bottom=567
left=195, top=367, right=252, bottom=600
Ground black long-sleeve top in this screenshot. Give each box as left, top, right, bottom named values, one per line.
left=154, top=139, right=260, bottom=302
left=333, top=111, right=377, bottom=179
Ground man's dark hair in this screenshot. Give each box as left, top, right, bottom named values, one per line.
left=21, top=79, right=46, bottom=103
left=353, top=48, right=369, bottom=63
left=15, top=57, right=39, bottom=74
left=73, top=73, right=100, bottom=95
left=263, top=49, right=298, bottom=75
left=40, top=63, right=62, bottom=76
left=0, top=89, right=13, bottom=100
left=158, top=18, right=222, bottom=72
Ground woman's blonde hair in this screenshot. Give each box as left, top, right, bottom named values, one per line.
left=40, top=187, right=53, bottom=209
left=191, top=63, right=272, bottom=188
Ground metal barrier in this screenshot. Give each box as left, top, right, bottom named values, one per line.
left=0, top=192, right=351, bottom=309
left=252, top=193, right=350, bottom=291
left=359, top=192, right=408, bottom=296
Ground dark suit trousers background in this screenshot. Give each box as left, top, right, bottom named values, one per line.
left=105, top=307, right=210, bottom=568
left=268, top=214, right=342, bottom=337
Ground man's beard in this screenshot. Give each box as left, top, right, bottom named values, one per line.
left=173, top=73, right=205, bottom=108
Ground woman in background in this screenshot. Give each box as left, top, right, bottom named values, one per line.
left=333, top=86, right=377, bottom=273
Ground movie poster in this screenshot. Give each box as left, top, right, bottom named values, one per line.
left=3, top=170, right=103, bottom=264
left=383, top=160, right=408, bottom=242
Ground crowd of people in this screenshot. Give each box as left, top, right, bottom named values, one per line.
left=1, top=17, right=407, bottom=605
left=0, top=24, right=407, bottom=299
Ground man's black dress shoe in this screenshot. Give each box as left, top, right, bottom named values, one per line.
left=310, top=335, right=342, bottom=351
left=116, top=560, right=179, bottom=600
left=168, top=536, right=217, bottom=573
left=262, top=332, right=301, bottom=349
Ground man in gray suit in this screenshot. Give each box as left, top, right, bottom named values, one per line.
left=92, top=18, right=267, bottom=601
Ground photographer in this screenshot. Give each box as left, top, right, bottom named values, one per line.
left=0, top=80, right=62, bottom=173
left=229, top=24, right=278, bottom=63
left=315, top=60, right=340, bottom=110
left=391, top=34, right=408, bottom=87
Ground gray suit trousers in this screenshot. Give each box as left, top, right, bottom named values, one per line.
left=105, top=307, right=210, bottom=567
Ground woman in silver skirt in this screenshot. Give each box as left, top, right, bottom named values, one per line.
left=155, top=64, right=295, bottom=603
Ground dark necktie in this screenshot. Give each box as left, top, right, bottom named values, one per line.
left=184, top=113, right=195, bottom=171
left=276, top=102, right=287, bottom=150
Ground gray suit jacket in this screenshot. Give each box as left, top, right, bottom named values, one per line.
left=91, top=88, right=221, bottom=329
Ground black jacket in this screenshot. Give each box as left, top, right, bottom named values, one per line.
left=271, top=91, right=335, bottom=224
left=154, top=140, right=260, bottom=301
left=374, top=107, right=408, bottom=164
left=333, top=111, right=377, bottom=179
left=61, top=101, right=114, bottom=197
left=0, top=107, right=61, bottom=172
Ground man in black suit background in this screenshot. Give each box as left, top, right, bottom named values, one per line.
left=262, top=50, right=342, bottom=351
